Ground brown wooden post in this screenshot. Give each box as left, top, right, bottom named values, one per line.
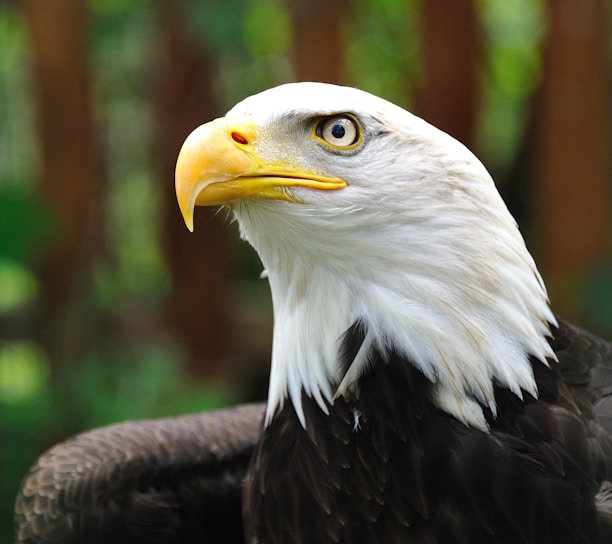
left=154, top=3, right=233, bottom=377
left=21, top=0, right=98, bottom=362
left=417, top=0, right=479, bottom=150
left=535, top=0, right=611, bottom=316
left=290, top=0, right=350, bottom=84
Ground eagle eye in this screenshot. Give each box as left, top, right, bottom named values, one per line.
left=316, top=115, right=361, bottom=149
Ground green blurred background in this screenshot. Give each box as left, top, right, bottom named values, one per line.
left=1, top=0, right=610, bottom=540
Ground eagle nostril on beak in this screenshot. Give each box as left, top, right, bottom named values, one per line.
left=231, top=131, right=248, bottom=145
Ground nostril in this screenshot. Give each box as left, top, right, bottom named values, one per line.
left=231, top=131, right=248, bottom=145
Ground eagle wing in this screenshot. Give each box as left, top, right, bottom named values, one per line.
left=14, top=402, right=265, bottom=544
left=553, top=318, right=612, bottom=538
left=14, top=321, right=612, bottom=543
left=554, top=318, right=612, bottom=432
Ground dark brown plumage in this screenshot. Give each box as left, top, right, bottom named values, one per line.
left=244, top=318, right=612, bottom=543
left=14, top=403, right=264, bottom=544
left=13, top=319, right=612, bottom=543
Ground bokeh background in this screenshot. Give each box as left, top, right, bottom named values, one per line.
left=1, top=0, right=611, bottom=539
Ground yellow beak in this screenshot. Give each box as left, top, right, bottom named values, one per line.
left=175, top=118, right=347, bottom=231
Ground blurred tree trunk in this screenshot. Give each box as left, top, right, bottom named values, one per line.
left=154, top=3, right=232, bottom=377
left=417, top=0, right=479, bottom=150
left=534, top=0, right=611, bottom=317
left=21, top=0, right=97, bottom=364
left=290, top=0, right=350, bottom=83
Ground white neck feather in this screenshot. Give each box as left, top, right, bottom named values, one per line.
left=230, top=100, right=557, bottom=431
left=234, top=193, right=556, bottom=431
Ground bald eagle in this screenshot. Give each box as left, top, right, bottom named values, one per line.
left=15, top=83, right=612, bottom=544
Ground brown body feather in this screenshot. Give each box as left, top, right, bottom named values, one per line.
left=14, top=319, right=612, bottom=543
left=14, top=403, right=264, bottom=544
left=244, top=319, right=612, bottom=543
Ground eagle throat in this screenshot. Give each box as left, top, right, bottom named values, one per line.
left=233, top=194, right=556, bottom=432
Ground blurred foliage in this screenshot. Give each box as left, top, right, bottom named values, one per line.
left=0, top=188, right=55, bottom=262
left=345, top=0, right=419, bottom=105
left=0, top=341, right=47, bottom=403
left=90, top=1, right=169, bottom=306
left=1, top=340, right=236, bottom=537
left=478, top=0, right=545, bottom=172
left=0, top=0, right=610, bottom=541
left=185, top=0, right=295, bottom=108
left=0, top=262, right=36, bottom=315
left=585, top=261, right=612, bottom=333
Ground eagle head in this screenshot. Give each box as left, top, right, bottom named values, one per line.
left=176, top=82, right=556, bottom=430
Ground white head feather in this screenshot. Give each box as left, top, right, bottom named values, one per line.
left=225, top=82, right=556, bottom=430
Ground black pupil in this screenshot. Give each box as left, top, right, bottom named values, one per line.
left=331, top=124, right=346, bottom=139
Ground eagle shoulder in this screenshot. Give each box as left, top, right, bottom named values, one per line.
left=243, top=321, right=612, bottom=544
left=14, top=403, right=264, bottom=544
